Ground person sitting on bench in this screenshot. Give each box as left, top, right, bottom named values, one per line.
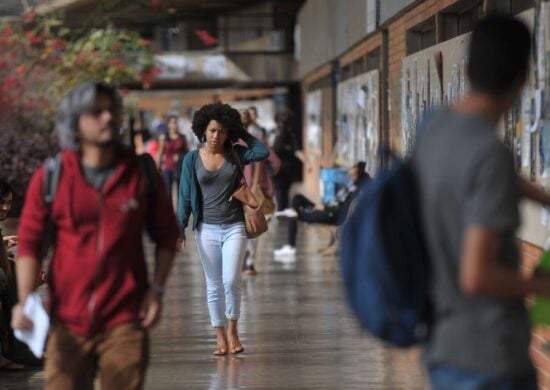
left=273, top=161, right=369, bottom=259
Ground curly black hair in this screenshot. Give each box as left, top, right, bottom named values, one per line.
left=192, top=102, right=244, bottom=145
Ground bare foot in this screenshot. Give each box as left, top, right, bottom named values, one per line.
left=213, top=327, right=228, bottom=355
left=227, top=320, right=244, bottom=354
left=227, top=332, right=244, bottom=354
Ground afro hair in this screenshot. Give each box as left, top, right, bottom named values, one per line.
left=191, top=102, right=245, bottom=144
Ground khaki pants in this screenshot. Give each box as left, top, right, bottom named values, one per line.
left=45, top=322, right=149, bottom=390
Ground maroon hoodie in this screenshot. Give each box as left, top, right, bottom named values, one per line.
left=18, top=148, right=179, bottom=337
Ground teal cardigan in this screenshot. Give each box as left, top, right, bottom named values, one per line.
left=177, top=133, right=269, bottom=236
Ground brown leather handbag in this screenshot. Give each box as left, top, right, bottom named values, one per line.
left=230, top=151, right=268, bottom=239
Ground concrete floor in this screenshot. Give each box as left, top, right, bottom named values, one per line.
left=0, top=219, right=427, bottom=389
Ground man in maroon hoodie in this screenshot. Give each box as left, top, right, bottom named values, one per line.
left=11, top=81, right=179, bottom=389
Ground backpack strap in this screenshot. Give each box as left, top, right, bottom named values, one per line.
left=137, top=153, right=158, bottom=241
left=41, top=152, right=62, bottom=323
left=42, top=153, right=62, bottom=259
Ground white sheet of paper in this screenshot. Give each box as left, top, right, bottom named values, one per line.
left=530, top=89, right=543, bottom=133
left=14, top=293, right=49, bottom=358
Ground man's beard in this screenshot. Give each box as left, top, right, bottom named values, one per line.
left=96, top=137, right=119, bottom=149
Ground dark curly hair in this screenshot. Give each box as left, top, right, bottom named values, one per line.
left=192, top=102, right=244, bottom=146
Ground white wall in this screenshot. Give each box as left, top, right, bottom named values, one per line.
left=298, top=0, right=378, bottom=77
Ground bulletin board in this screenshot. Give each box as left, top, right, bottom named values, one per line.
left=400, top=8, right=550, bottom=247
left=336, top=69, right=380, bottom=176
left=518, top=6, right=550, bottom=246
left=305, top=89, right=323, bottom=156
left=400, top=34, right=470, bottom=156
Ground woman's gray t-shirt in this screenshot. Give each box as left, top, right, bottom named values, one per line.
left=196, top=153, right=244, bottom=225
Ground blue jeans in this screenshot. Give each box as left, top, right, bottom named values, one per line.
left=194, top=222, right=247, bottom=327
left=162, top=169, right=174, bottom=202
left=429, top=365, right=538, bottom=390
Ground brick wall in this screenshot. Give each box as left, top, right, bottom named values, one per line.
left=520, top=240, right=550, bottom=389
left=339, top=32, right=383, bottom=68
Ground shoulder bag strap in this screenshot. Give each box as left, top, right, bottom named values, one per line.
left=231, top=149, right=247, bottom=185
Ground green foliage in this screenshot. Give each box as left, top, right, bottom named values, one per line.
left=0, top=8, right=158, bottom=208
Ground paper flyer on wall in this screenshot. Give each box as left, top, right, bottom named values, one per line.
left=541, top=120, right=550, bottom=178
left=522, top=88, right=532, bottom=168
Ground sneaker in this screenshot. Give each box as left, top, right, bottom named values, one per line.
left=273, top=245, right=296, bottom=257
left=244, top=264, right=258, bottom=276
left=273, top=254, right=296, bottom=264
left=274, top=208, right=298, bottom=219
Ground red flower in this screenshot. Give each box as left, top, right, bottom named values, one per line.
left=2, top=75, right=20, bottom=88
left=26, top=31, right=44, bottom=46
left=50, top=38, right=66, bottom=50
left=25, top=97, right=35, bottom=110
left=16, top=65, right=26, bottom=76
left=111, top=43, right=123, bottom=52
left=148, top=0, right=164, bottom=9
left=22, top=10, right=37, bottom=25
left=2, top=27, right=14, bottom=38
left=121, top=87, right=130, bottom=96
left=139, top=38, right=152, bottom=48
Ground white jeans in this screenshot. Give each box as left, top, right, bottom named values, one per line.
left=194, top=222, right=247, bottom=327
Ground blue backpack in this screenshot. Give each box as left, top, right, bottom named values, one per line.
left=340, top=158, right=431, bottom=347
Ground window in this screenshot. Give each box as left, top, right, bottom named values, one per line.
left=486, top=0, right=535, bottom=15
left=439, top=0, right=483, bottom=42
left=406, top=17, right=436, bottom=55
left=340, top=65, right=352, bottom=82
left=351, top=57, right=366, bottom=77
left=308, top=75, right=332, bottom=92
left=366, top=48, right=381, bottom=72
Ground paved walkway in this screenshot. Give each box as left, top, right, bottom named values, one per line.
left=0, top=219, right=427, bottom=389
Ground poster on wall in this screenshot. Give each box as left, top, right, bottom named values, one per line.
left=335, top=70, right=380, bottom=176
left=401, top=34, right=470, bottom=156
left=305, top=89, right=323, bottom=156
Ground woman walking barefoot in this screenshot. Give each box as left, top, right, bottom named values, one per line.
left=177, top=103, right=268, bottom=355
